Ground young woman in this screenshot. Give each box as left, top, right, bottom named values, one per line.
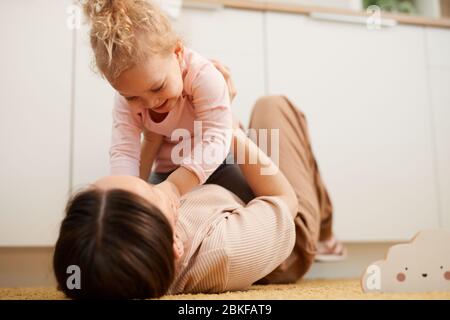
left=53, top=92, right=345, bottom=299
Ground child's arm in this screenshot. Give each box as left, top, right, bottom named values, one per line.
left=175, top=62, right=233, bottom=193
left=110, top=93, right=143, bottom=177
left=165, top=166, right=200, bottom=196
left=161, top=58, right=236, bottom=197
left=139, top=129, right=163, bottom=181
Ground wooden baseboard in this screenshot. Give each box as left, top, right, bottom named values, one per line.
left=184, top=0, right=450, bottom=28
left=0, top=243, right=394, bottom=287
left=305, top=242, right=393, bottom=280
left=0, top=247, right=56, bottom=287
left=442, top=0, right=450, bottom=19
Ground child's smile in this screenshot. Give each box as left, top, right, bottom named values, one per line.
left=151, top=97, right=177, bottom=114
left=111, top=42, right=185, bottom=113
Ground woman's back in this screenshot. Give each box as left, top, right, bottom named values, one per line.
left=168, top=184, right=295, bottom=294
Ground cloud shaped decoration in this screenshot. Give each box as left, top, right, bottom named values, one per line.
left=361, top=229, right=450, bottom=293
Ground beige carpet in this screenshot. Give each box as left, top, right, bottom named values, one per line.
left=1, top=279, right=449, bottom=300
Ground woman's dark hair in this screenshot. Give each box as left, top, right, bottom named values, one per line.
left=53, top=188, right=175, bottom=299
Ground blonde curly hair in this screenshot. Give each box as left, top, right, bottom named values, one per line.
left=82, top=0, right=181, bottom=81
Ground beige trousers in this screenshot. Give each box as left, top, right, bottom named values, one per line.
left=151, top=95, right=334, bottom=283
left=248, top=95, right=334, bottom=284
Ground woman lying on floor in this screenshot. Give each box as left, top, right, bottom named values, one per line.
left=53, top=93, right=346, bottom=299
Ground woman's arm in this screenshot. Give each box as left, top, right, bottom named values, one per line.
left=232, top=129, right=298, bottom=217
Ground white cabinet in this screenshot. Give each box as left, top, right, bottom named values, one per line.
left=1, top=2, right=447, bottom=246
left=172, top=7, right=266, bottom=126
left=266, top=12, right=440, bottom=241
left=426, top=27, right=450, bottom=67
left=72, top=25, right=115, bottom=189
left=426, top=27, right=450, bottom=232
left=0, top=1, right=73, bottom=245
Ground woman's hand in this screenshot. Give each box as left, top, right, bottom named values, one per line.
left=210, top=59, right=237, bottom=103
left=210, top=59, right=245, bottom=132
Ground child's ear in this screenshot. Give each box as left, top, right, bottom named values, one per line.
left=174, top=41, right=184, bottom=63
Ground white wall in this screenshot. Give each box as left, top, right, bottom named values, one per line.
left=71, top=24, right=115, bottom=190
left=266, top=12, right=441, bottom=241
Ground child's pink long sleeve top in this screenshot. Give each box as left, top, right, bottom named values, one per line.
left=109, top=47, right=232, bottom=184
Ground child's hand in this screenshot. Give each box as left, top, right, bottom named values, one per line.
left=210, top=59, right=237, bottom=103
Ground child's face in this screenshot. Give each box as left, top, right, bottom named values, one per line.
left=112, top=42, right=184, bottom=114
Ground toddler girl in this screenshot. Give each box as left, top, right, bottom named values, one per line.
left=83, top=0, right=233, bottom=199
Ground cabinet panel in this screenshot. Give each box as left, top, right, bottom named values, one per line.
left=426, top=27, right=450, bottom=231
left=426, top=27, right=450, bottom=68
left=0, top=1, right=72, bottom=245
left=266, top=12, right=439, bottom=241
left=429, top=69, right=450, bottom=231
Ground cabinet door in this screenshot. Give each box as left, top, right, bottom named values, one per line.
left=0, top=1, right=72, bottom=245
left=72, top=24, right=115, bottom=189
left=426, top=27, right=450, bottom=232
left=172, top=7, right=266, bottom=126
left=266, top=12, right=439, bottom=241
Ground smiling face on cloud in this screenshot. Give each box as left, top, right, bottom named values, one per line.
left=361, top=229, right=450, bottom=293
